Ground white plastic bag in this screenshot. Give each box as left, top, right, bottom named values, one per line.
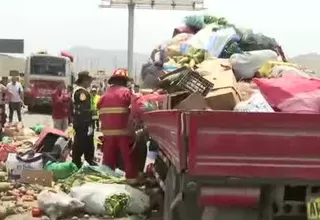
left=69, top=183, right=150, bottom=215
left=234, top=90, right=274, bottom=112
left=37, top=190, right=85, bottom=220
left=183, top=25, right=239, bottom=57
left=6, top=152, right=43, bottom=178
left=230, top=50, right=278, bottom=79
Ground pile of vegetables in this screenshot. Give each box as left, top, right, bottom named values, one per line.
left=184, top=14, right=233, bottom=31
left=104, top=193, right=130, bottom=217
left=166, top=48, right=206, bottom=69
left=59, top=164, right=125, bottom=192
left=0, top=170, right=47, bottom=218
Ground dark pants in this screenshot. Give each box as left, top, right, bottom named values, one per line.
left=72, top=123, right=95, bottom=168
left=0, top=105, right=6, bottom=126
left=9, top=102, right=21, bottom=122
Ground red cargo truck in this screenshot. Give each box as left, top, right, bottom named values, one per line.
left=143, top=110, right=320, bottom=220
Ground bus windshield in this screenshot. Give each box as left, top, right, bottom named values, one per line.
left=30, top=56, right=66, bottom=76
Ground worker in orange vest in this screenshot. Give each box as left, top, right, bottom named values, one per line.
left=97, top=68, right=138, bottom=180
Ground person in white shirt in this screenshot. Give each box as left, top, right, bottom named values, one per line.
left=7, top=76, right=23, bottom=122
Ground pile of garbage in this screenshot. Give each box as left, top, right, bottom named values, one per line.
left=138, top=14, right=320, bottom=114
left=0, top=125, right=154, bottom=220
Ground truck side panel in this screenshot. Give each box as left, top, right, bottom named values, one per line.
left=144, top=111, right=185, bottom=171
left=187, top=111, right=320, bottom=181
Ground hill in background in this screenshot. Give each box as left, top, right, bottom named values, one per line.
left=290, top=53, right=320, bottom=77
left=69, top=46, right=149, bottom=81
left=70, top=47, right=320, bottom=78
left=1, top=46, right=320, bottom=79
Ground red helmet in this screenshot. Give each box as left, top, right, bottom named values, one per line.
left=111, top=68, right=129, bottom=78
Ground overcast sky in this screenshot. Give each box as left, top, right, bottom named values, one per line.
left=0, top=0, right=317, bottom=57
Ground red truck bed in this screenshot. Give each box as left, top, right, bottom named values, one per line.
left=144, top=110, right=320, bottom=182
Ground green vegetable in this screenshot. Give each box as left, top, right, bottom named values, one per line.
left=184, top=15, right=205, bottom=29
left=59, top=164, right=125, bottom=192
left=104, top=193, right=130, bottom=217
left=0, top=183, right=12, bottom=192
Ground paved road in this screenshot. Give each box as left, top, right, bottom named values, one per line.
left=22, top=111, right=53, bottom=128
left=6, top=106, right=53, bottom=128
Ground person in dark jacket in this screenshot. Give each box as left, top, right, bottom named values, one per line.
left=72, top=71, right=94, bottom=168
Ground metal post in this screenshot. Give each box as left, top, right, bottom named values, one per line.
left=127, top=3, right=135, bottom=77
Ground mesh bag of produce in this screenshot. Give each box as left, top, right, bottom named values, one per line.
left=69, top=183, right=150, bottom=216
left=130, top=92, right=165, bottom=128
left=253, top=75, right=320, bottom=113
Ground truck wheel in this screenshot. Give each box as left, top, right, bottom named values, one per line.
left=259, top=185, right=274, bottom=220
left=163, top=165, right=180, bottom=220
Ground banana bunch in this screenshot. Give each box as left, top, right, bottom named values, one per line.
left=171, top=49, right=206, bottom=69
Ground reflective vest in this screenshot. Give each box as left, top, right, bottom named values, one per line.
left=91, top=94, right=100, bottom=119
left=98, top=85, right=132, bottom=136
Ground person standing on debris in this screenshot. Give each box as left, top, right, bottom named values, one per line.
left=51, top=82, right=69, bottom=131
left=7, top=76, right=23, bottom=123
left=98, top=68, right=138, bottom=180
left=72, top=71, right=95, bottom=168
left=90, top=86, right=100, bottom=131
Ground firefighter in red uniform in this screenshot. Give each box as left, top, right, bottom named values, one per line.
left=98, top=68, right=138, bottom=180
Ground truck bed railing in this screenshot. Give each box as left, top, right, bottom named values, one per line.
left=144, top=110, right=320, bottom=182
left=186, top=111, right=320, bottom=181
left=144, top=110, right=185, bottom=171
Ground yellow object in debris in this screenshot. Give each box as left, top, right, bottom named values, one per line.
left=94, top=137, right=102, bottom=146
left=67, top=128, right=75, bottom=138
left=307, top=197, right=320, bottom=220
left=259, top=61, right=298, bottom=77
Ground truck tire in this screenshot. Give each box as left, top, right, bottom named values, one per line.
left=163, top=165, right=180, bottom=220
left=259, top=185, right=274, bottom=220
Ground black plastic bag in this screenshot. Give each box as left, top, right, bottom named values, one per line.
left=236, top=28, right=278, bottom=51
left=140, top=62, right=163, bottom=89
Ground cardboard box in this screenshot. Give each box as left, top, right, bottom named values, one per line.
left=175, top=92, right=208, bottom=110
left=20, top=169, right=53, bottom=187
left=161, top=91, right=189, bottom=109
left=197, top=58, right=231, bottom=77
left=203, top=69, right=240, bottom=110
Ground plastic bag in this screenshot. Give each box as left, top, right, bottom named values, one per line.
left=236, top=28, right=278, bottom=51
left=234, top=91, right=274, bottom=112
left=183, top=25, right=239, bottom=58
left=44, top=161, right=78, bottom=180
left=70, top=183, right=150, bottom=215
left=30, top=124, right=45, bottom=135
left=140, top=62, right=163, bottom=89
left=130, top=92, right=165, bottom=123
left=230, top=50, right=278, bottom=79
left=270, top=66, right=313, bottom=78
left=277, top=90, right=320, bottom=114
left=37, top=190, right=85, bottom=220
left=253, top=75, right=320, bottom=111
left=259, top=61, right=299, bottom=78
